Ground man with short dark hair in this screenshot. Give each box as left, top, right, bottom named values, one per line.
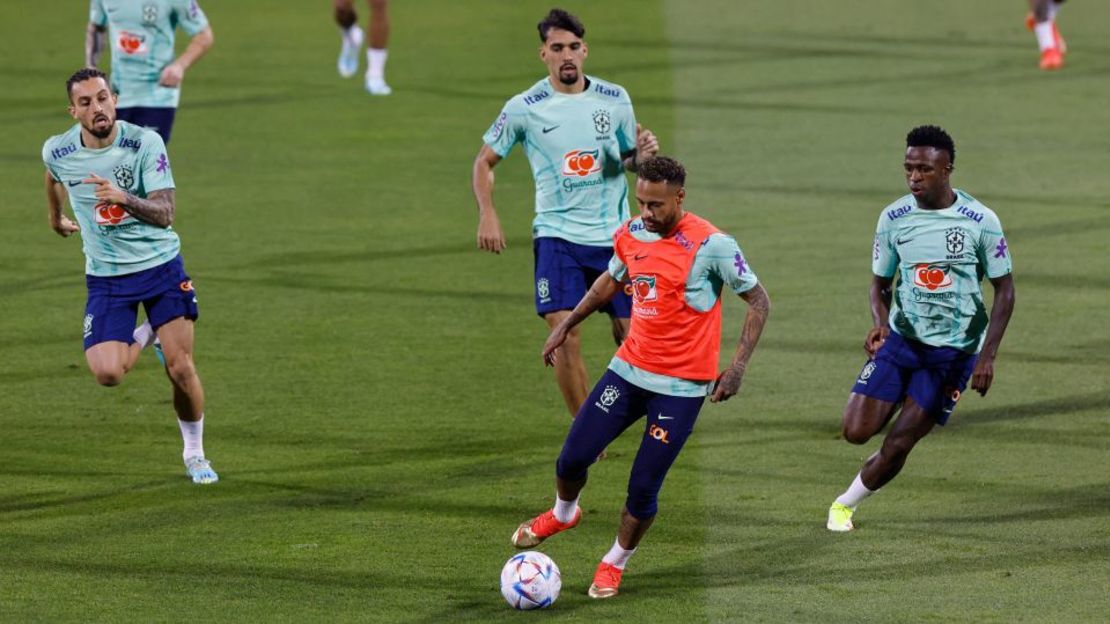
left=472, top=8, right=659, bottom=427
left=510, top=156, right=771, bottom=599
left=42, top=68, right=218, bottom=484
left=826, top=125, right=1015, bottom=532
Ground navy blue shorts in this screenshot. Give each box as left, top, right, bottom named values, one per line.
left=556, top=369, right=705, bottom=519
left=851, top=330, right=978, bottom=425
left=84, top=255, right=198, bottom=350
left=116, top=107, right=177, bottom=144
left=533, top=237, right=631, bottom=318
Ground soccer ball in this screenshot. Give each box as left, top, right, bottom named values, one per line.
left=500, top=551, right=561, bottom=610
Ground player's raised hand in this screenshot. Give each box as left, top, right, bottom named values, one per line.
left=51, top=214, right=80, bottom=237
left=635, top=123, right=659, bottom=164
left=970, top=356, right=994, bottom=396
left=542, top=325, right=570, bottom=367
left=82, top=173, right=128, bottom=206
left=159, top=62, right=185, bottom=87
left=477, top=210, right=507, bottom=254
left=864, top=326, right=889, bottom=357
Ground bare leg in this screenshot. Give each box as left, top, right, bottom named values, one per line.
left=333, top=0, right=356, bottom=28
left=859, top=396, right=936, bottom=490
left=156, top=317, right=204, bottom=422
left=610, top=316, right=629, bottom=347
left=367, top=0, right=389, bottom=49
left=1029, top=0, right=1051, bottom=22
left=85, top=340, right=143, bottom=386
left=544, top=311, right=590, bottom=417
left=841, top=391, right=899, bottom=444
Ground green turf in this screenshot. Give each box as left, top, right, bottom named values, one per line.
left=1, top=1, right=1108, bottom=621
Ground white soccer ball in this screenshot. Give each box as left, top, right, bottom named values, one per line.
left=500, top=551, right=561, bottom=610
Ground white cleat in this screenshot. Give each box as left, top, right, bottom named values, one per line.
left=185, top=456, right=219, bottom=484
left=338, top=26, right=364, bottom=78
left=365, top=77, right=392, bottom=96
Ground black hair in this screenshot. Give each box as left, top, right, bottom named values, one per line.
left=66, top=67, right=110, bottom=102
left=906, top=125, right=955, bottom=165
left=637, top=156, right=686, bottom=186
left=538, top=8, right=585, bottom=41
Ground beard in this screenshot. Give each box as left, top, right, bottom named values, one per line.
left=86, top=115, right=114, bottom=139
left=558, top=67, right=579, bottom=85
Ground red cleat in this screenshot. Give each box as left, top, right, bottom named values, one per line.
left=1040, top=48, right=1064, bottom=71
left=588, top=562, right=623, bottom=599
left=511, top=508, right=580, bottom=548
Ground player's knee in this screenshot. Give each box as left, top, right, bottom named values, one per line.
left=93, top=368, right=125, bottom=387
left=164, top=354, right=197, bottom=386
left=842, top=423, right=872, bottom=445
left=555, top=452, right=591, bottom=483
left=625, top=485, right=660, bottom=519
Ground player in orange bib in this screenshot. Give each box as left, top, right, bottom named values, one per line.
left=509, top=156, right=771, bottom=599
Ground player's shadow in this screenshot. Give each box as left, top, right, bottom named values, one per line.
left=953, top=390, right=1110, bottom=426
left=0, top=479, right=172, bottom=515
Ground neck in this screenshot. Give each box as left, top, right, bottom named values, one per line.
left=548, top=75, right=586, bottom=95
left=81, top=123, right=118, bottom=149
left=918, top=188, right=956, bottom=211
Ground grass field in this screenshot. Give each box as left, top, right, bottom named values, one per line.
left=2, top=1, right=1108, bottom=621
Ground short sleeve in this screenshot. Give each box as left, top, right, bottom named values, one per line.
left=977, top=211, right=1012, bottom=279
left=614, top=93, right=637, bottom=154
left=139, top=132, right=176, bottom=193
left=608, top=252, right=627, bottom=281
left=42, top=140, right=61, bottom=181
left=872, top=215, right=897, bottom=278
left=173, top=0, right=209, bottom=36
left=705, top=234, right=758, bottom=294
left=89, top=0, right=107, bottom=26
left=482, top=101, right=525, bottom=158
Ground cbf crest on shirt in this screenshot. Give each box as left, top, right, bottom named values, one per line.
left=42, top=120, right=180, bottom=277
left=89, top=0, right=209, bottom=108
left=483, top=75, right=638, bottom=247
left=873, top=190, right=1012, bottom=352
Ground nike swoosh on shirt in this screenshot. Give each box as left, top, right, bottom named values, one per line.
left=657, top=415, right=674, bottom=421
left=896, top=238, right=914, bottom=245
left=633, top=253, right=649, bottom=260
left=542, top=125, right=560, bottom=133
left=68, top=180, right=81, bottom=187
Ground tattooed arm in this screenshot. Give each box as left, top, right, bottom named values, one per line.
left=710, top=283, right=771, bottom=403
left=82, top=173, right=175, bottom=227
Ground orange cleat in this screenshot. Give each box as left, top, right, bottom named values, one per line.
left=588, top=562, right=623, bottom=599
left=1024, top=12, right=1036, bottom=31
left=1040, top=48, right=1064, bottom=71
left=511, top=508, right=581, bottom=548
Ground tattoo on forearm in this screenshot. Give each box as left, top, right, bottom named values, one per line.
left=122, top=189, right=175, bottom=227
left=733, top=288, right=770, bottom=371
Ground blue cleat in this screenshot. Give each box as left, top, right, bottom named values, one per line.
left=154, top=339, right=166, bottom=367
left=185, top=456, right=219, bottom=484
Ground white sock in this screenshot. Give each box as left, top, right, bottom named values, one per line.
left=340, top=25, right=361, bottom=46
left=835, top=472, right=876, bottom=509
left=132, top=321, right=156, bottom=348
left=1034, top=21, right=1057, bottom=51
left=367, top=48, right=388, bottom=82
left=601, top=538, right=636, bottom=570
left=552, top=494, right=579, bottom=523
left=179, top=415, right=205, bottom=460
